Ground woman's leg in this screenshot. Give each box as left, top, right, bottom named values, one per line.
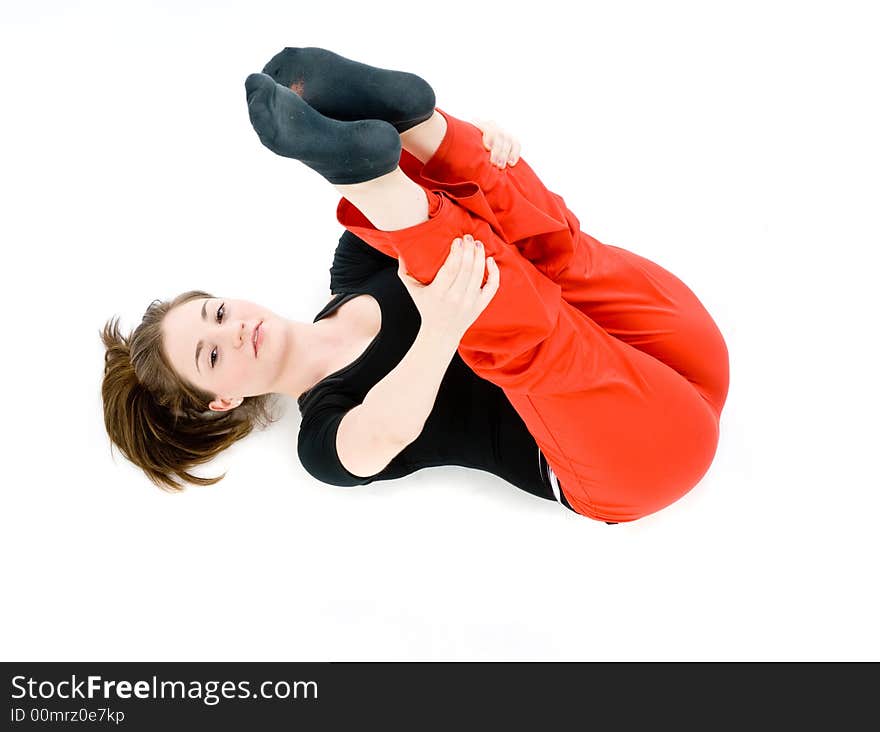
left=331, top=168, right=431, bottom=232
left=400, top=108, right=730, bottom=419
left=255, top=46, right=727, bottom=415
left=334, top=178, right=721, bottom=523
left=263, top=48, right=728, bottom=415
left=245, top=66, right=724, bottom=522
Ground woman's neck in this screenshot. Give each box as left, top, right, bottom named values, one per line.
left=276, top=312, right=357, bottom=400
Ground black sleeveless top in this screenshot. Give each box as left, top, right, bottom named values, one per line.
left=296, top=230, right=555, bottom=503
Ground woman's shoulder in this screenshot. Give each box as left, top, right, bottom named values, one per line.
left=318, top=289, right=382, bottom=326
left=329, top=230, right=398, bottom=292
left=322, top=262, right=409, bottom=318
left=325, top=292, right=382, bottom=335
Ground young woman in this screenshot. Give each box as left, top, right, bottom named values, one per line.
left=101, top=47, right=729, bottom=523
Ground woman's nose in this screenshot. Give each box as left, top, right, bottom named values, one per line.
left=227, top=321, right=247, bottom=348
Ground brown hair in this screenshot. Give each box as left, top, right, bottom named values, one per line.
left=100, top=290, right=280, bottom=492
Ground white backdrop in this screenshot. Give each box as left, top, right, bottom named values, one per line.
left=1, top=0, right=877, bottom=661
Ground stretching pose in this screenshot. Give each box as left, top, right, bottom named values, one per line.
left=101, top=48, right=730, bottom=523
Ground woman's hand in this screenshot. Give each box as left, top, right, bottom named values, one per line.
left=397, top=234, right=500, bottom=344
left=472, top=118, right=521, bottom=168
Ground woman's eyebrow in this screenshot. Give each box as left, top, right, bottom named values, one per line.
left=195, top=299, right=210, bottom=373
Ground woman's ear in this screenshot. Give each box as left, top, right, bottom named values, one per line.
left=208, top=396, right=243, bottom=412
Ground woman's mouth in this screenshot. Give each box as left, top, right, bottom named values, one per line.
left=253, top=321, right=263, bottom=357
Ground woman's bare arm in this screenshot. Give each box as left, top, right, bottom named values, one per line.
left=335, top=325, right=459, bottom=477
left=336, top=233, right=499, bottom=477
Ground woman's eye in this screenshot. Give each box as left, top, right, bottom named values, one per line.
left=210, top=302, right=225, bottom=367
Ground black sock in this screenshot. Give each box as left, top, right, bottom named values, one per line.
left=244, top=73, right=401, bottom=185
left=261, top=47, right=436, bottom=133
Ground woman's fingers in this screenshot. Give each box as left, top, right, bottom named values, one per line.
left=428, top=234, right=496, bottom=306
left=509, top=140, right=520, bottom=166
left=494, top=141, right=513, bottom=167
left=448, top=235, right=475, bottom=295
left=472, top=118, right=521, bottom=167
left=474, top=118, right=495, bottom=148
left=479, top=253, right=500, bottom=308
left=492, top=136, right=520, bottom=167
left=466, top=239, right=499, bottom=312
left=406, top=237, right=460, bottom=294
left=451, top=234, right=490, bottom=302
left=433, top=237, right=464, bottom=290
left=467, top=238, right=488, bottom=294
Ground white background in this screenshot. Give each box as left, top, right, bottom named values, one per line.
left=1, top=0, right=878, bottom=661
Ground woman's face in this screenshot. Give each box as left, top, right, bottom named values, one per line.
left=162, top=296, right=290, bottom=408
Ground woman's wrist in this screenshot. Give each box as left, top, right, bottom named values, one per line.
left=416, top=321, right=463, bottom=355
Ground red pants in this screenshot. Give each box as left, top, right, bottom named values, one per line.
left=336, top=108, right=730, bottom=523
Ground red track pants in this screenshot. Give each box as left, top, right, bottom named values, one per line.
left=336, top=108, right=730, bottom=523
